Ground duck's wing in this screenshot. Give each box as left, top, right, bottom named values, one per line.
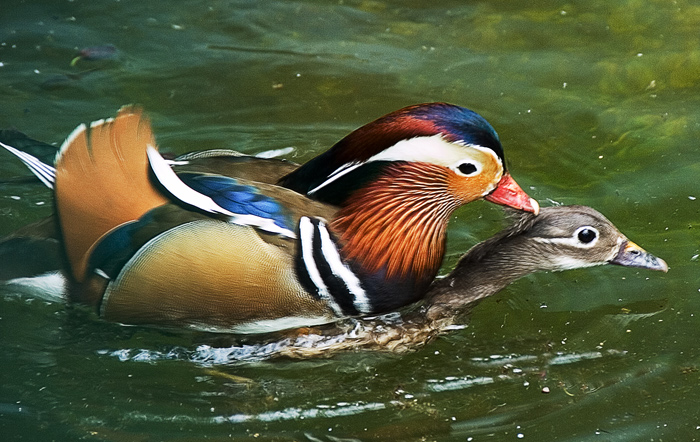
left=171, top=150, right=299, bottom=185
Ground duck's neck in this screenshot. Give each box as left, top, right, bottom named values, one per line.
left=424, top=235, right=540, bottom=319
left=330, top=163, right=459, bottom=294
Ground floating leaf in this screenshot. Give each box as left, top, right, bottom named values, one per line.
left=70, top=44, right=118, bottom=66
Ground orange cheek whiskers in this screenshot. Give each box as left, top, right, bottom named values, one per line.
left=328, top=160, right=501, bottom=281
left=447, top=157, right=502, bottom=203
left=331, top=176, right=457, bottom=279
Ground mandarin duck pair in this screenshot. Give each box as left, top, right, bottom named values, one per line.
left=0, top=103, right=667, bottom=335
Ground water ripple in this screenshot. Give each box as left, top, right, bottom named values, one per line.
left=123, top=401, right=386, bottom=425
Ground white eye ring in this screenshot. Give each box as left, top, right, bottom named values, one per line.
left=451, top=160, right=483, bottom=177
left=574, top=226, right=599, bottom=247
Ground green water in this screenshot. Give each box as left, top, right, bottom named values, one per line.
left=1, top=0, right=698, bottom=440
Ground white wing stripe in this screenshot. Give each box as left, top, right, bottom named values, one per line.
left=147, top=146, right=296, bottom=238
left=147, top=145, right=235, bottom=215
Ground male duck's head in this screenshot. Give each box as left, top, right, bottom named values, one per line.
left=278, top=102, right=538, bottom=215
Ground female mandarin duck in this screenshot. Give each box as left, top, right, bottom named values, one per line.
left=0, top=103, right=538, bottom=333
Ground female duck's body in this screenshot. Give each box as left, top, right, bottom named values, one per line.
left=261, top=205, right=668, bottom=357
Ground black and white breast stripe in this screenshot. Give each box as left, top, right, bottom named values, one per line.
left=297, top=217, right=371, bottom=317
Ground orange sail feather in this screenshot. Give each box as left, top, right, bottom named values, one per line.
left=54, top=106, right=169, bottom=281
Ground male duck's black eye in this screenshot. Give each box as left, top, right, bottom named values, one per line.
left=577, top=228, right=597, bottom=244
left=457, top=162, right=478, bottom=176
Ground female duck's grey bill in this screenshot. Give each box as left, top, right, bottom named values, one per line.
left=611, top=240, right=668, bottom=272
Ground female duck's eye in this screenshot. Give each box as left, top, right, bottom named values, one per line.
left=577, top=228, right=597, bottom=244
left=457, top=162, right=478, bottom=176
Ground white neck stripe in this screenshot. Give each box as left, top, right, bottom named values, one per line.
left=308, top=161, right=362, bottom=195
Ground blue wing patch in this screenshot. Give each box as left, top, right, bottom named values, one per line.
left=176, top=173, right=294, bottom=231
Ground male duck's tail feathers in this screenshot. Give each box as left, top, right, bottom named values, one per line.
left=0, top=140, right=57, bottom=188
left=0, top=129, right=58, bottom=164
left=54, top=106, right=169, bottom=282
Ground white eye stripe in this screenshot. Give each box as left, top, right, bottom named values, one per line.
left=532, top=226, right=600, bottom=249
left=367, top=134, right=487, bottom=163
left=307, top=134, right=501, bottom=195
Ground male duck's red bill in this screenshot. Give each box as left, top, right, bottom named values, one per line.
left=485, top=173, right=540, bottom=215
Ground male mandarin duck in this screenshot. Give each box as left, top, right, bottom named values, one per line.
left=0, top=103, right=538, bottom=333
